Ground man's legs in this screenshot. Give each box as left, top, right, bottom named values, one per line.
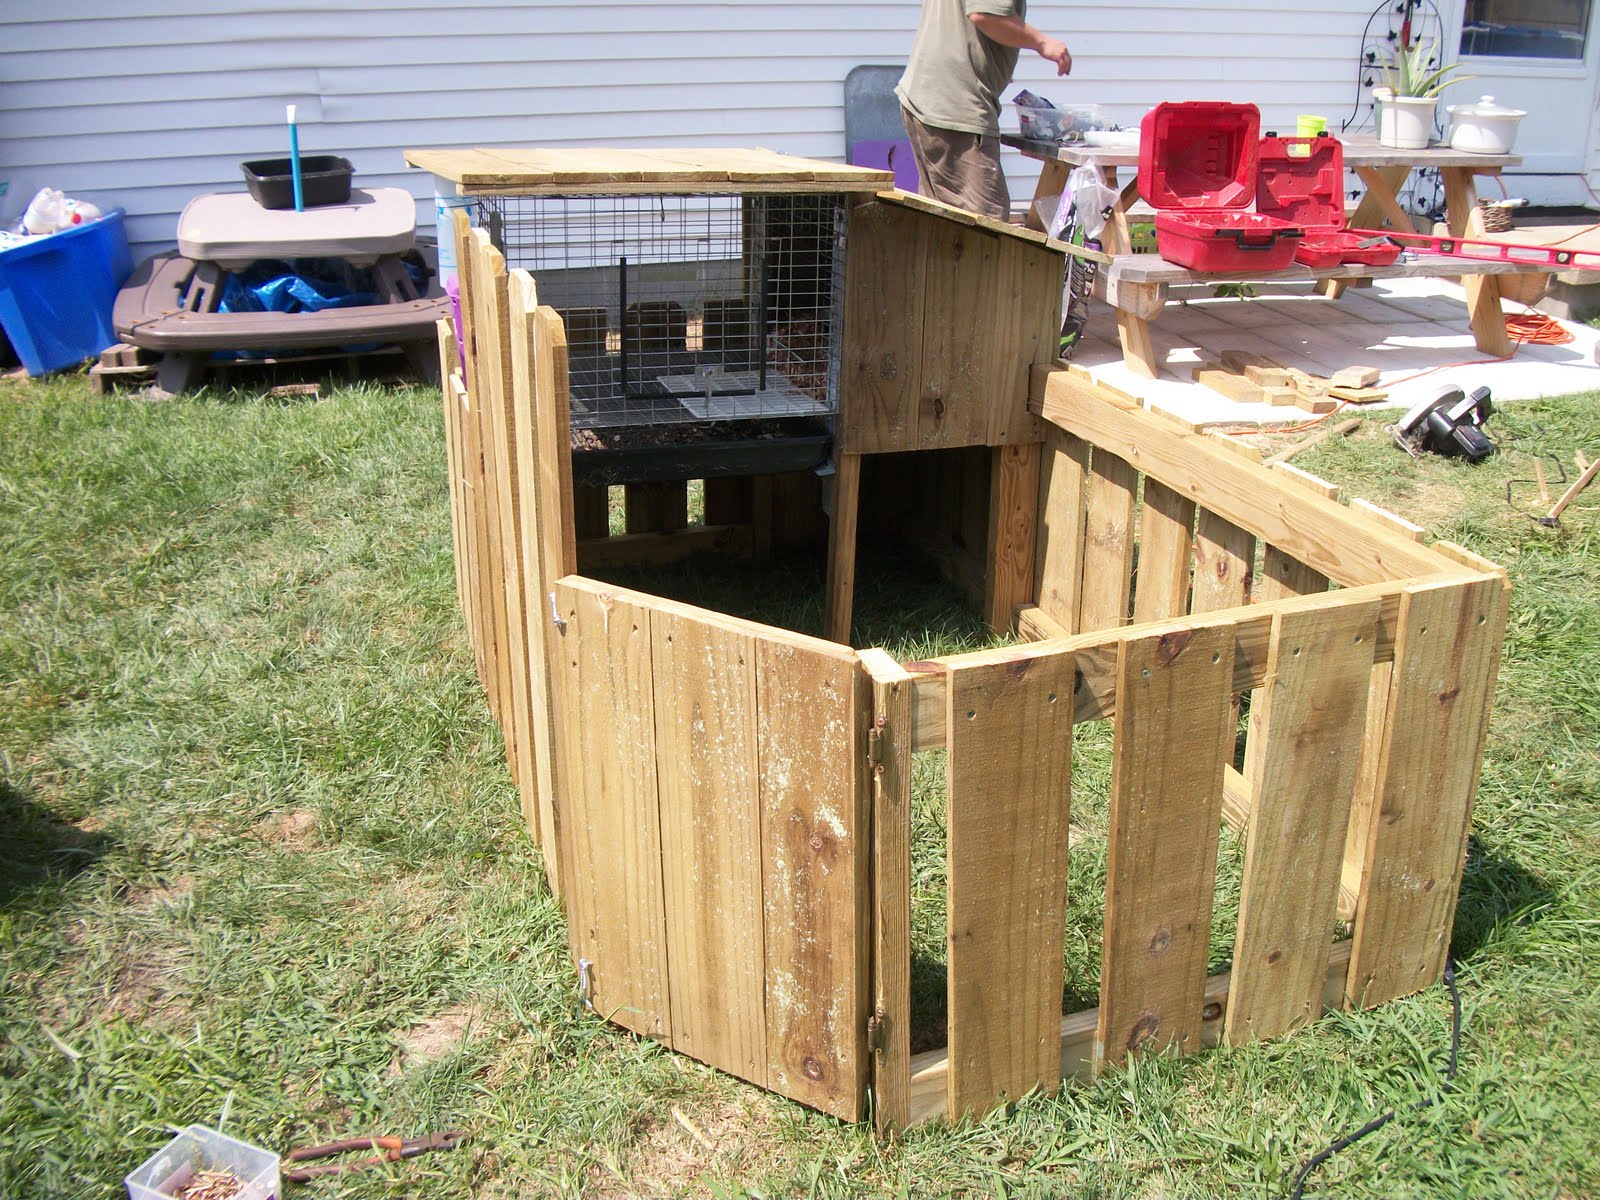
left=901, top=108, right=1010, bottom=221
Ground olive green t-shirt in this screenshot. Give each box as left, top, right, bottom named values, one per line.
left=895, top=0, right=1025, bottom=137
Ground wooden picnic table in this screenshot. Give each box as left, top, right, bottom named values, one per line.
left=1004, top=133, right=1532, bottom=377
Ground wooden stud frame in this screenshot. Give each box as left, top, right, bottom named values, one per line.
left=440, top=193, right=1509, bottom=1132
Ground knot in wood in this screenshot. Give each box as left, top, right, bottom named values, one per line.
left=1154, top=631, right=1192, bottom=666
left=879, top=353, right=897, bottom=381
left=1148, top=926, right=1172, bottom=956
left=1127, top=1013, right=1160, bottom=1051
left=802, top=1055, right=826, bottom=1081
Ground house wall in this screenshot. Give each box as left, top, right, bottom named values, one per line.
left=4, top=0, right=1589, bottom=262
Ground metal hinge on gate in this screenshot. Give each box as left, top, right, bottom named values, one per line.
left=865, top=1007, right=887, bottom=1056
left=865, top=726, right=882, bottom=773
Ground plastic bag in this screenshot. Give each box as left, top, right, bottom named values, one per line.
left=1056, top=160, right=1117, bottom=357
left=15, top=187, right=104, bottom=236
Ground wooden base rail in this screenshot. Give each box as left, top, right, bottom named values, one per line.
left=902, top=943, right=1355, bottom=1127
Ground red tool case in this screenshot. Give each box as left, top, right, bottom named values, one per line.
left=1139, top=102, right=1400, bottom=271
left=1256, top=133, right=1401, bottom=268
left=1139, top=101, right=1303, bottom=271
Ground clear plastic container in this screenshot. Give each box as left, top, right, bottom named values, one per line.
left=125, top=1125, right=280, bottom=1200
left=1013, top=101, right=1107, bottom=143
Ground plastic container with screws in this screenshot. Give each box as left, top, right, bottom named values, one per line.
left=125, top=1125, right=280, bottom=1200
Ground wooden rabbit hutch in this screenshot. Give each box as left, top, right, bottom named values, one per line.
left=409, top=146, right=1509, bottom=1130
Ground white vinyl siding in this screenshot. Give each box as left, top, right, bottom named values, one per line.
left=7, top=0, right=1578, bottom=260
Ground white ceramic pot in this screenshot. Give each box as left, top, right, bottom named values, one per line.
left=1445, top=95, right=1527, bottom=155
left=1374, top=88, right=1438, bottom=150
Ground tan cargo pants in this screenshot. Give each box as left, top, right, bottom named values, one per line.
left=900, top=108, right=1010, bottom=221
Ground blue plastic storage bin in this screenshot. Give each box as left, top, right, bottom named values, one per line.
left=0, top=208, right=132, bottom=376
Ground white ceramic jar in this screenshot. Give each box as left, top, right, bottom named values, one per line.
left=1445, top=96, right=1527, bottom=155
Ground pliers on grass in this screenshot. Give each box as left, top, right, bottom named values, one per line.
left=283, top=1129, right=466, bottom=1183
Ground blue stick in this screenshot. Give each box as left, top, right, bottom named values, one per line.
left=288, top=104, right=304, bottom=212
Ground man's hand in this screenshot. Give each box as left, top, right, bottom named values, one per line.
left=1038, top=37, right=1072, bottom=76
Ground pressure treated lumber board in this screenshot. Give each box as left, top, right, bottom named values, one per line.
left=984, top=234, right=1058, bottom=445
left=480, top=258, right=529, bottom=836
left=1226, top=599, right=1379, bottom=1044
left=1096, top=618, right=1237, bottom=1070
left=825, top=452, right=864, bottom=644
left=549, top=581, right=671, bottom=1041
left=1078, top=449, right=1138, bottom=632
left=861, top=649, right=916, bottom=1133
left=528, top=291, right=581, bottom=884
left=452, top=370, right=489, bottom=682
left=508, top=273, right=562, bottom=877
left=1132, top=479, right=1196, bottom=622
left=457, top=227, right=512, bottom=752
left=1349, top=574, right=1509, bottom=1006
left=1190, top=508, right=1255, bottom=615
left=984, top=442, right=1042, bottom=632
left=651, top=606, right=768, bottom=1086
left=946, top=650, right=1075, bottom=1117
left=918, top=218, right=1001, bottom=450
left=1031, top=366, right=1454, bottom=587
left=756, top=637, right=869, bottom=1120
left=405, top=146, right=893, bottom=193
left=840, top=201, right=926, bottom=454
left=1034, top=426, right=1091, bottom=633
left=439, top=321, right=469, bottom=641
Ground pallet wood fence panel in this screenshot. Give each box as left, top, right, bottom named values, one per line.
left=1078, top=449, right=1138, bottom=632
left=945, top=649, right=1075, bottom=1118
left=1132, top=479, right=1196, bottom=623
left=1030, top=366, right=1453, bottom=587
left=860, top=649, right=915, bottom=1133
left=1348, top=574, right=1509, bottom=1006
left=549, top=580, right=671, bottom=1039
left=1034, top=425, right=1090, bottom=632
left=1097, top=618, right=1237, bottom=1070
left=1226, top=598, right=1379, bottom=1044
left=450, top=371, right=489, bottom=690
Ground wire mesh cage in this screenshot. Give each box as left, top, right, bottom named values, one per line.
left=479, top=192, right=848, bottom=431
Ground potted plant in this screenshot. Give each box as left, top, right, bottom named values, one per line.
left=1372, top=36, right=1473, bottom=149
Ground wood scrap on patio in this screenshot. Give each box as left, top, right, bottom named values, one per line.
left=1189, top=351, right=1388, bottom=413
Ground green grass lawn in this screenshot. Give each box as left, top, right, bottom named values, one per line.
left=2, top=370, right=1597, bottom=1199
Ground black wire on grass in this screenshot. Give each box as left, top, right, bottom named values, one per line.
left=1287, top=958, right=1463, bottom=1200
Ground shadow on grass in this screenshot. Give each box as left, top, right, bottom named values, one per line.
left=0, top=782, right=113, bottom=909
left=1450, top=834, right=1558, bottom=961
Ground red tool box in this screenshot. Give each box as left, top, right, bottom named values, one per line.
left=1256, top=133, right=1402, bottom=268
left=1139, top=101, right=1303, bottom=271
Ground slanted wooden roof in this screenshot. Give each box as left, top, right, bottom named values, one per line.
left=405, top=146, right=894, bottom=194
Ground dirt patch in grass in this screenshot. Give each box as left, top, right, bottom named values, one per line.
left=260, top=809, right=318, bottom=849
left=391, top=1003, right=486, bottom=1074
left=100, top=945, right=192, bottom=1026
left=586, top=1096, right=782, bottom=1199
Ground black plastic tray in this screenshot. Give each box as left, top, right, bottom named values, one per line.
left=241, top=155, right=354, bottom=210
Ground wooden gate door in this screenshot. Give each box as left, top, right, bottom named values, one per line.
left=550, top=576, right=871, bottom=1119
